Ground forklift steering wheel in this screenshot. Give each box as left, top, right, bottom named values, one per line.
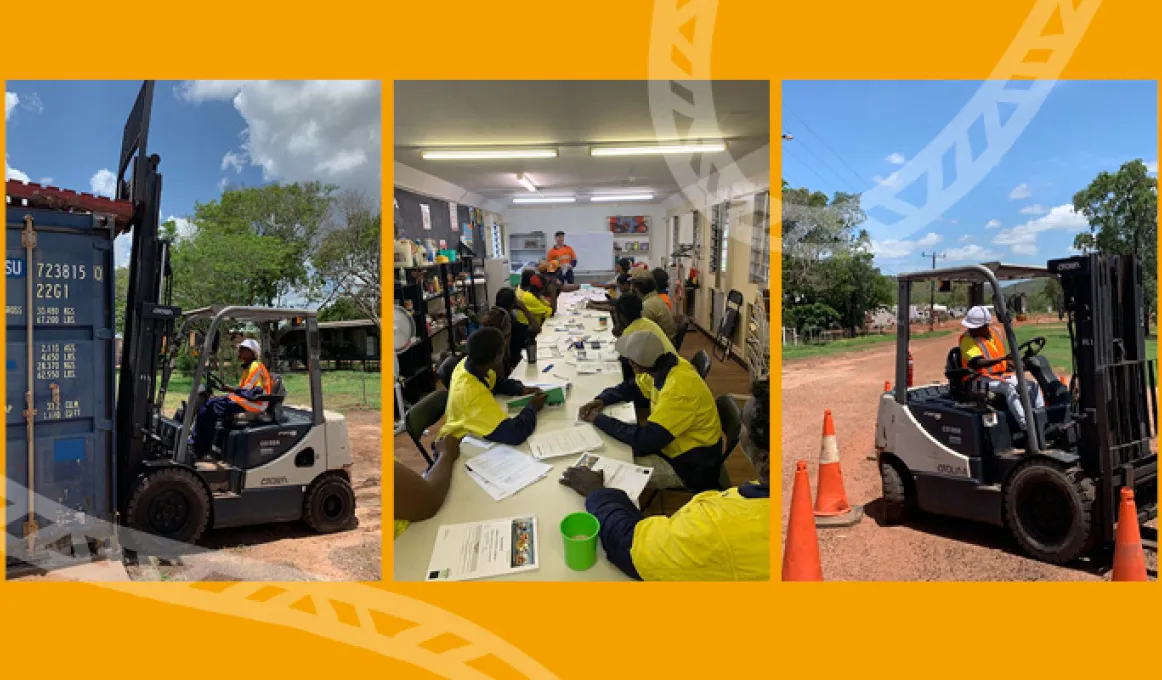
left=1018, top=336, right=1047, bottom=358
left=205, top=372, right=229, bottom=392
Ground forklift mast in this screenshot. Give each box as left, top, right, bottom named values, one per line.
left=1049, top=254, right=1158, bottom=534
left=112, top=81, right=181, bottom=506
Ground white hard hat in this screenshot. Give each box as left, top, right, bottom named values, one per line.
left=962, top=306, right=991, bottom=329
left=238, top=338, right=261, bottom=356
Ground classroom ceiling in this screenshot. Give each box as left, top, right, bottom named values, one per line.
left=394, top=81, right=770, bottom=201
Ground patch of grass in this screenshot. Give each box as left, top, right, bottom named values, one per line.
left=783, top=329, right=956, bottom=361
left=1014, top=324, right=1158, bottom=375
left=147, top=370, right=380, bottom=415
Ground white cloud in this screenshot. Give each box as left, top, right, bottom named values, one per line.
left=114, top=235, right=131, bottom=268
left=165, top=215, right=196, bottom=241
left=90, top=169, right=117, bottom=197
left=221, top=151, right=244, bottom=174
left=945, top=244, right=1000, bottom=261
left=885, top=152, right=906, bottom=165
left=176, top=80, right=381, bottom=199
left=1148, top=160, right=1158, bottom=174
left=6, top=156, right=29, bottom=182
left=39, top=177, right=53, bottom=185
left=1011, top=244, right=1038, bottom=256
left=20, top=92, right=43, bottom=115
left=985, top=219, right=1002, bottom=229
left=5, top=92, right=17, bottom=121
left=1009, top=183, right=1031, bottom=199
left=992, top=203, right=1088, bottom=250
left=1019, top=204, right=1048, bottom=215
left=871, top=232, right=942, bottom=259
left=218, top=177, right=232, bottom=192
left=873, top=171, right=902, bottom=188
left=959, top=234, right=974, bottom=243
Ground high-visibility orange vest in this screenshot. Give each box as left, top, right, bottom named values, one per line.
left=960, top=327, right=1011, bottom=381
left=230, top=361, right=273, bottom=413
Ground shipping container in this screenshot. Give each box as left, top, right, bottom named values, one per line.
left=6, top=207, right=118, bottom=557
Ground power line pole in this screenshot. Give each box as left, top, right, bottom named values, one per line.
left=921, top=250, right=946, bottom=333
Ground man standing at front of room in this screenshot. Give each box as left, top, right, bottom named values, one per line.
left=548, top=231, right=578, bottom=284
left=958, top=305, right=1044, bottom=431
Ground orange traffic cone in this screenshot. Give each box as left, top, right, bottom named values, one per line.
left=783, top=461, right=823, bottom=581
left=1112, top=487, right=1147, bottom=582
left=815, top=409, right=864, bottom=528
left=884, top=381, right=891, bottom=392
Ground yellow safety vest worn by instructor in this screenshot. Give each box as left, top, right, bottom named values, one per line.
left=959, top=325, right=1012, bottom=381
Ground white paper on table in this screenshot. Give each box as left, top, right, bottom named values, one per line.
left=576, top=363, right=599, bottom=375
left=571, top=453, right=653, bottom=506
left=466, top=468, right=513, bottom=501
left=602, top=361, right=622, bottom=375
left=425, top=516, right=540, bottom=581
left=463, top=446, right=552, bottom=495
left=603, top=402, right=637, bottom=423
left=528, top=424, right=605, bottom=460
left=460, top=436, right=495, bottom=453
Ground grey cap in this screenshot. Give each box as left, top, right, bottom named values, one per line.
left=614, top=330, right=666, bottom=368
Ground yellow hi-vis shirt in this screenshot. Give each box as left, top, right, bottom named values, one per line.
left=643, top=357, right=721, bottom=461
left=959, top=326, right=1012, bottom=380
left=437, top=359, right=508, bottom=439
left=514, top=288, right=552, bottom=326
left=631, top=486, right=770, bottom=581
left=623, top=317, right=679, bottom=397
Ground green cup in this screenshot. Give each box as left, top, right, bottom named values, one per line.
left=560, top=512, right=601, bottom=571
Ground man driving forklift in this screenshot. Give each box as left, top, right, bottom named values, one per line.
left=959, top=305, right=1044, bottom=431
left=190, top=338, right=273, bottom=458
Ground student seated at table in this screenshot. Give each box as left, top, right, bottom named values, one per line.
left=587, top=272, right=633, bottom=312
left=578, top=331, right=722, bottom=492
left=439, top=327, right=548, bottom=445
left=652, top=267, right=673, bottom=311
left=612, top=294, right=675, bottom=352
left=517, top=269, right=555, bottom=326
left=630, top=267, right=677, bottom=341
left=561, top=378, right=770, bottom=581
left=595, top=257, right=635, bottom=291
left=394, top=436, right=462, bottom=539
left=497, top=288, right=539, bottom=369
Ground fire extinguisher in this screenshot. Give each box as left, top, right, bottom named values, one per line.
left=907, top=350, right=914, bottom=387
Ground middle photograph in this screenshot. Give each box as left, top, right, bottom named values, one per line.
left=392, top=80, right=771, bottom=582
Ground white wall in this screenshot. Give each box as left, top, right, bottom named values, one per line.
left=501, top=202, right=669, bottom=269
left=393, top=162, right=502, bottom=212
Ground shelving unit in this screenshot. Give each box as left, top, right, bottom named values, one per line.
left=507, top=231, right=547, bottom=272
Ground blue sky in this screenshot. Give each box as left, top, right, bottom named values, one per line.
left=6, top=80, right=381, bottom=267
left=782, top=80, right=1158, bottom=275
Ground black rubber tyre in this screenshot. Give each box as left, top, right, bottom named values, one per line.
left=304, top=475, right=356, bottom=533
left=126, top=467, right=211, bottom=555
left=880, top=460, right=911, bottom=525
left=1004, top=460, right=1095, bottom=564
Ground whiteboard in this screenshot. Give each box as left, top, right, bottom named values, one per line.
left=565, top=232, right=616, bottom=273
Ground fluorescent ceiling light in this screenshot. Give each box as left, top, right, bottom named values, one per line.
left=422, top=148, right=557, bottom=160
left=590, top=193, right=655, bottom=202
left=590, top=142, right=725, bottom=157
left=517, top=174, right=537, bottom=192
left=512, top=196, right=576, bottom=204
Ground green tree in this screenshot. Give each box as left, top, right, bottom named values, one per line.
left=1073, top=159, right=1157, bottom=325
left=114, top=266, right=129, bottom=335
left=168, top=182, right=337, bottom=309
left=318, top=295, right=366, bottom=322
left=312, top=191, right=381, bottom=327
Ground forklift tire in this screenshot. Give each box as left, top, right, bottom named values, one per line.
left=304, top=475, right=356, bottom=534
left=1004, top=461, right=1096, bottom=564
left=880, top=460, right=912, bottom=525
left=126, top=467, right=211, bottom=555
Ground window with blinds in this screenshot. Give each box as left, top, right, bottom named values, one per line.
left=749, top=191, right=771, bottom=285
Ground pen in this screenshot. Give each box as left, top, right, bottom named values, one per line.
left=542, top=364, right=554, bottom=372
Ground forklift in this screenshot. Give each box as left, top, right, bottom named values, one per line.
left=9, top=81, right=356, bottom=562
left=875, top=256, right=1157, bottom=564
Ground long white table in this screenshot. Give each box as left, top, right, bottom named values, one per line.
left=394, top=290, right=637, bottom=581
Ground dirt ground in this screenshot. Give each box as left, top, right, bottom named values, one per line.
left=14, top=410, right=383, bottom=583
left=782, top=325, right=1157, bottom=581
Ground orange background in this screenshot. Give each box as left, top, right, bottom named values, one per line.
left=3, top=0, right=1160, bottom=677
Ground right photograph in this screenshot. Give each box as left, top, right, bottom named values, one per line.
left=781, top=79, right=1158, bottom=581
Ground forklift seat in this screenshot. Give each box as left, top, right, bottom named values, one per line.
left=229, top=373, right=288, bottom=427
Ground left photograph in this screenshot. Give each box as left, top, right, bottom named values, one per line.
left=5, top=80, right=383, bottom=581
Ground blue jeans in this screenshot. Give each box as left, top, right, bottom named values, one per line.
left=559, top=268, right=574, bottom=285
left=192, top=396, right=245, bottom=455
